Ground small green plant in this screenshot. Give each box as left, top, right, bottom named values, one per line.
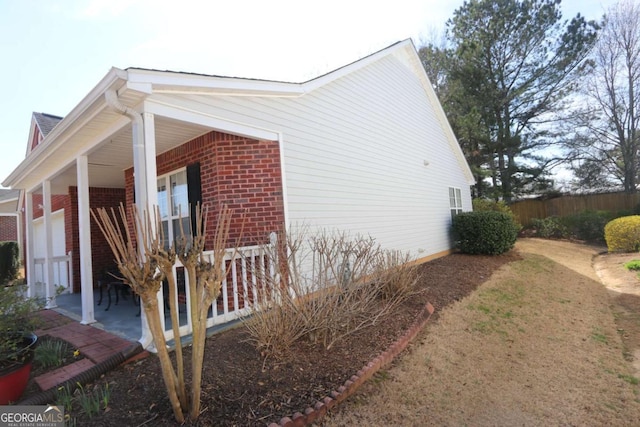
left=99, top=382, right=110, bottom=410
left=34, top=339, right=70, bottom=369
left=0, top=283, right=44, bottom=372
left=76, top=383, right=103, bottom=418
left=624, top=260, right=640, bottom=271
left=55, top=385, right=73, bottom=413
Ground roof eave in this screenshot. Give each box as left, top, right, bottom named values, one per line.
left=126, top=68, right=305, bottom=97
left=2, top=67, right=128, bottom=189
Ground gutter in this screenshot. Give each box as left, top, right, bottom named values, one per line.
left=103, top=89, right=154, bottom=350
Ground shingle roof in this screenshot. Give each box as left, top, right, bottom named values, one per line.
left=0, top=189, right=19, bottom=202
left=33, top=112, right=63, bottom=137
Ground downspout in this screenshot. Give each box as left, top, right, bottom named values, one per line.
left=104, top=89, right=154, bottom=350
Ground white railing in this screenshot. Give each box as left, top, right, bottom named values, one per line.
left=162, top=244, right=276, bottom=341
left=32, top=251, right=73, bottom=299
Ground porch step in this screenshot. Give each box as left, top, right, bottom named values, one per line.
left=35, top=358, right=96, bottom=391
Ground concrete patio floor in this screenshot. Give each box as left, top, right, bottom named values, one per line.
left=54, top=291, right=143, bottom=342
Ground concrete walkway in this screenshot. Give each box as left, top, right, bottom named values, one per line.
left=32, top=310, right=147, bottom=392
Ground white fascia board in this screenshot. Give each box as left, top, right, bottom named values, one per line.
left=300, top=39, right=414, bottom=92
left=3, top=67, right=128, bottom=188
left=144, top=99, right=280, bottom=141
left=127, top=69, right=304, bottom=97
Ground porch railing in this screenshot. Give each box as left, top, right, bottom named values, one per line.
left=32, top=251, right=73, bottom=299
left=162, top=244, right=276, bottom=341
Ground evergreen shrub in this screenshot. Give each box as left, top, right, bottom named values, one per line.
left=0, top=241, right=19, bottom=286
left=452, top=211, right=519, bottom=255
left=604, top=215, right=640, bottom=252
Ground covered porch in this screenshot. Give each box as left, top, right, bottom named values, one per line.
left=3, top=68, right=285, bottom=348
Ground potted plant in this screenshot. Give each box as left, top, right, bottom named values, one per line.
left=0, top=281, right=43, bottom=404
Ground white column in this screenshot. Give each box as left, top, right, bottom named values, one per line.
left=77, top=155, right=96, bottom=324
left=24, top=191, right=35, bottom=298
left=42, top=180, right=56, bottom=308
left=138, top=112, right=161, bottom=347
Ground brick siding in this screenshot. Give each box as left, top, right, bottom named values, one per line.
left=125, top=129, right=285, bottom=249
left=31, top=194, right=67, bottom=218
left=0, top=215, right=18, bottom=241
left=67, top=187, right=126, bottom=293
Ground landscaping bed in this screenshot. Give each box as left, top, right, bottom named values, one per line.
left=20, top=252, right=518, bottom=426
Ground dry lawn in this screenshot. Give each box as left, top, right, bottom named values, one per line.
left=324, top=239, right=640, bottom=426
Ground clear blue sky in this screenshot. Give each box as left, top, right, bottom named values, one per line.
left=0, top=0, right=616, bottom=188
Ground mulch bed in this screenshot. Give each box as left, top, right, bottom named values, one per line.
left=24, top=251, right=519, bottom=426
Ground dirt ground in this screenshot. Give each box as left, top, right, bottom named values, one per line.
left=324, top=238, right=640, bottom=426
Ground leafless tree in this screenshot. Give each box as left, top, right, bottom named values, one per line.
left=92, top=203, right=232, bottom=422
left=570, top=0, right=640, bottom=192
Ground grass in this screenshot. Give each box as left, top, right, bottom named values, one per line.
left=591, top=327, right=608, bottom=344
left=619, top=373, right=640, bottom=385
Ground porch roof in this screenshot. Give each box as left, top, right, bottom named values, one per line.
left=1, top=65, right=308, bottom=194
left=0, top=189, right=19, bottom=214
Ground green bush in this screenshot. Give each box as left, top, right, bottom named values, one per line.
left=451, top=211, right=519, bottom=255
left=604, top=215, right=640, bottom=252
left=0, top=241, right=19, bottom=286
left=531, top=217, right=569, bottom=239
left=562, top=210, right=614, bottom=242
left=624, top=260, right=640, bottom=271
left=473, top=198, right=522, bottom=230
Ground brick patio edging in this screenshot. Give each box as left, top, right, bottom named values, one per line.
left=267, top=301, right=435, bottom=427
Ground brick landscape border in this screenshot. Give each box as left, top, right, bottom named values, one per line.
left=268, top=301, right=435, bottom=427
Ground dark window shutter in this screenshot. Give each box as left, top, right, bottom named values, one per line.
left=186, top=162, right=202, bottom=235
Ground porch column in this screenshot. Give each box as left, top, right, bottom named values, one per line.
left=77, top=155, right=95, bottom=324
left=42, top=180, right=56, bottom=308
left=137, top=111, right=161, bottom=346
left=24, top=191, right=35, bottom=298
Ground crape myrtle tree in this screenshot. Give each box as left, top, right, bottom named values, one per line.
left=420, top=0, right=598, bottom=201
left=567, top=0, right=640, bottom=193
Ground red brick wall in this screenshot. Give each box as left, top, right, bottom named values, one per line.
left=0, top=216, right=18, bottom=241
left=31, top=194, right=67, bottom=219
left=125, top=130, right=285, bottom=249
left=67, top=187, right=126, bottom=293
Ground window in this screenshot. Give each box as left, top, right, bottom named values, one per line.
left=449, top=187, right=462, bottom=220
left=157, top=169, right=192, bottom=248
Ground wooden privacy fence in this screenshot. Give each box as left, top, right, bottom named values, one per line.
left=509, top=192, right=640, bottom=227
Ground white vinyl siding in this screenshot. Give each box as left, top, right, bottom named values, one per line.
left=147, top=51, right=472, bottom=258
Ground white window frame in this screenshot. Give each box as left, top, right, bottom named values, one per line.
left=157, top=168, right=191, bottom=248
left=449, top=187, right=463, bottom=220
